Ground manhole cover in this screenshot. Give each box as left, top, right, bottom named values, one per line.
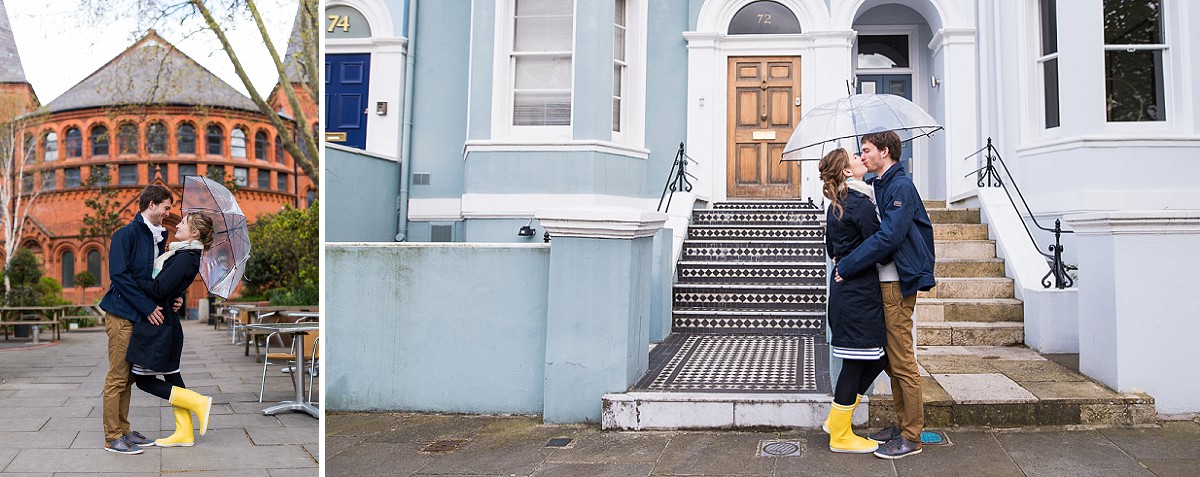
left=420, top=439, right=467, bottom=453
left=759, top=440, right=802, bottom=457
left=545, top=437, right=574, bottom=448
left=920, top=430, right=950, bottom=446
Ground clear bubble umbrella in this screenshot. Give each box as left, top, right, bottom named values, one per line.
left=781, top=94, right=942, bottom=161
left=181, top=176, right=250, bottom=299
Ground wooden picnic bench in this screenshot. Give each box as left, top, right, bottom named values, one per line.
left=0, top=319, right=60, bottom=343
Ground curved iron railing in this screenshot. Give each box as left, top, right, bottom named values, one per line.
left=963, top=137, right=1075, bottom=288
left=657, top=142, right=697, bottom=213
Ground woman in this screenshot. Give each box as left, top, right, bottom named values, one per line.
left=126, top=213, right=216, bottom=447
left=819, top=148, right=889, bottom=453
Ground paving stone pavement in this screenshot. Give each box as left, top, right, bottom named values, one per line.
left=328, top=412, right=1200, bottom=477
left=0, top=319, right=318, bottom=476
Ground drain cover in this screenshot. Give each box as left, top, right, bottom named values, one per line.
left=920, top=431, right=950, bottom=446
left=759, top=440, right=802, bottom=457
left=545, top=437, right=573, bottom=448
left=420, top=439, right=467, bottom=453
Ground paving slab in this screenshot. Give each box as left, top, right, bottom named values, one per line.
left=893, top=431, right=1024, bottom=477
left=0, top=448, right=18, bottom=471
left=653, top=432, right=776, bottom=475
left=325, top=435, right=368, bottom=459
left=1137, top=459, right=1200, bottom=477
left=964, top=346, right=1047, bottom=361
left=933, top=374, right=1036, bottom=404
left=0, top=417, right=49, bottom=432
left=1023, top=381, right=1121, bottom=403
left=988, top=359, right=1088, bottom=383
left=772, top=432, right=897, bottom=477
left=533, top=462, right=655, bottom=477
left=1100, top=421, right=1200, bottom=460
left=246, top=427, right=322, bottom=446
left=159, top=445, right=316, bottom=471
left=996, top=431, right=1155, bottom=476
left=3, top=448, right=163, bottom=473
left=919, top=355, right=997, bottom=374
left=267, top=468, right=319, bottom=477
left=414, top=421, right=565, bottom=476
left=326, top=441, right=437, bottom=476
left=0, top=431, right=80, bottom=449
left=544, top=428, right=670, bottom=464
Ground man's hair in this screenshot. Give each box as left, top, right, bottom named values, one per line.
left=138, top=185, right=173, bottom=212
left=862, top=130, right=902, bottom=163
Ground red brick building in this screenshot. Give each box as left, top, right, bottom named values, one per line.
left=1, top=8, right=316, bottom=309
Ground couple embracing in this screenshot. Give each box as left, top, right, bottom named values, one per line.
left=819, top=131, right=936, bottom=460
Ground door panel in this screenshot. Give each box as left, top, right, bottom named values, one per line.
left=325, top=53, right=371, bottom=150
left=857, top=74, right=913, bottom=176
left=727, top=56, right=802, bottom=198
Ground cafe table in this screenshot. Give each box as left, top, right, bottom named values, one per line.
left=244, top=322, right=320, bottom=418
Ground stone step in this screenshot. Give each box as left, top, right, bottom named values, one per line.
left=687, top=225, right=824, bottom=241
left=868, top=346, right=1156, bottom=428
left=671, top=309, right=825, bottom=333
left=603, top=392, right=860, bottom=430
left=936, top=258, right=1007, bottom=278
left=923, top=200, right=947, bottom=209
left=917, top=298, right=1024, bottom=323
left=916, top=321, right=1024, bottom=346
left=673, top=284, right=826, bottom=311
left=928, top=208, right=981, bottom=224
left=676, top=261, right=826, bottom=285
left=681, top=240, right=825, bottom=262
left=919, top=278, right=1015, bottom=299
left=935, top=240, right=996, bottom=259
left=692, top=210, right=824, bottom=226
left=933, top=223, right=989, bottom=240
left=710, top=200, right=819, bottom=211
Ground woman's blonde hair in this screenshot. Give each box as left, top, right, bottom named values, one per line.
left=187, top=213, right=215, bottom=251
left=819, top=148, right=851, bottom=219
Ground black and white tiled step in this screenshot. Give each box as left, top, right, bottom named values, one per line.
left=711, top=200, right=819, bottom=210
left=681, top=240, right=824, bottom=261
left=687, top=225, right=824, bottom=241
left=676, top=261, right=826, bottom=285
left=692, top=210, right=823, bottom=226
left=672, top=310, right=825, bottom=333
left=673, top=284, right=826, bottom=311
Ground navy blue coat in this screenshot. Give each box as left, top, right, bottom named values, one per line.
left=835, top=163, right=936, bottom=297
left=826, top=190, right=887, bottom=349
left=126, top=249, right=201, bottom=373
left=99, top=214, right=167, bottom=323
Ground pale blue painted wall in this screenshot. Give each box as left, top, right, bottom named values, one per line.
left=463, top=150, right=647, bottom=195
left=643, top=1, right=691, bottom=198
left=466, top=0, right=496, bottom=141
left=325, top=147, right=400, bottom=242
left=407, top=0, right=471, bottom=199
left=326, top=244, right=550, bottom=413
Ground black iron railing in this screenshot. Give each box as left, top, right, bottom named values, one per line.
left=657, top=142, right=697, bottom=213
left=964, top=137, right=1075, bottom=289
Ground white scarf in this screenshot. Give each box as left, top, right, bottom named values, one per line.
left=152, top=240, right=203, bottom=278
left=142, top=214, right=167, bottom=251
left=846, top=178, right=875, bottom=202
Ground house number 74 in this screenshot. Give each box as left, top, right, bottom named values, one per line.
left=327, top=15, right=351, bottom=32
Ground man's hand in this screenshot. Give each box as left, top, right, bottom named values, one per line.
left=148, top=306, right=164, bottom=325
left=834, top=270, right=844, bottom=283
left=172, top=297, right=183, bottom=312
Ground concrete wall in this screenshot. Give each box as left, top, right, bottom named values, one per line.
left=326, top=243, right=550, bottom=413
left=325, top=145, right=401, bottom=242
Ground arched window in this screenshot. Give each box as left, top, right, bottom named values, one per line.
left=231, top=128, right=247, bottom=158
left=65, top=128, right=83, bottom=158
left=206, top=124, right=224, bottom=156
left=147, top=122, right=167, bottom=155
left=86, top=250, right=102, bottom=287
left=254, top=131, right=268, bottom=160
left=275, top=135, right=283, bottom=163
left=728, top=1, right=801, bottom=35
left=177, top=123, right=196, bottom=154
left=118, top=124, right=138, bottom=155
left=90, top=125, right=109, bottom=157
left=61, top=250, right=75, bottom=288
left=23, top=134, right=34, bottom=163
left=44, top=131, right=58, bottom=162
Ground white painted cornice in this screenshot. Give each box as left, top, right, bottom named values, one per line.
left=1064, top=210, right=1200, bottom=235
left=928, top=28, right=976, bottom=53
left=536, top=206, right=667, bottom=240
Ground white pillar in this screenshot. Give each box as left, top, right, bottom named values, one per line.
left=684, top=32, right=719, bottom=202
left=931, top=29, right=978, bottom=201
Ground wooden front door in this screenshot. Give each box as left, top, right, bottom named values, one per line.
left=727, top=56, right=802, bottom=199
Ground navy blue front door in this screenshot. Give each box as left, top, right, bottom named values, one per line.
left=857, top=74, right=913, bottom=174
left=325, top=54, right=371, bottom=150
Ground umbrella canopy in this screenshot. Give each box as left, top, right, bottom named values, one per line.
left=781, top=94, right=942, bottom=161
left=181, top=176, right=250, bottom=299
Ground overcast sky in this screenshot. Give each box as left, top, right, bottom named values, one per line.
left=7, top=0, right=298, bottom=104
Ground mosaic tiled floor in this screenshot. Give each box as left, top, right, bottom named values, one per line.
left=634, top=333, right=831, bottom=393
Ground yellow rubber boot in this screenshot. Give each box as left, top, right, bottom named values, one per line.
left=827, top=402, right=878, bottom=453
left=168, top=387, right=213, bottom=436
left=153, top=406, right=195, bottom=447
left=822, top=395, right=862, bottom=434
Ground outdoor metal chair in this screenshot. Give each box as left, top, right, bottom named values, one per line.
left=258, top=328, right=320, bottom=403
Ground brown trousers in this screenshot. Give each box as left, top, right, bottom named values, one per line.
left=880, top=281, right=923, bottom=442
left=102, top=314, right=134, bottom=442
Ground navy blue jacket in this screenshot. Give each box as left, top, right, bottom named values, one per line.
left=835, top=162, right=936, bottom=297
left=99, top=214, right=167, bottom=323
left=127, top=249, right=200, bottom=373
left=826, top=189, right=887, bottom=349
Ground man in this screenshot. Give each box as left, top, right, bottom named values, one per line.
left=834, top=130, right=935, bottom=459
left=99, top=185, right=172, bottom=454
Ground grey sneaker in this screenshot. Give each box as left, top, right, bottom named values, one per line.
left=874, top=436, right=922, bottom=459
left=867, top=424, right=901, bottom=443
left=104, top=436, right=144, bottom=455
left=125, top=431, right=154, bottom=446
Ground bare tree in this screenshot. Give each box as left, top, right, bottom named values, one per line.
left=79, top=0, right=320, bottom=184
left=0, top=95, right=44, bottom=294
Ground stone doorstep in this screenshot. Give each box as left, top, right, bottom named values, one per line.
left=916, top=298, right=1024, bottom=323
left=927, top=208, right=981, bottom=224
left=935, top=240, right=997, bottom=259
left=918, top=277, right=1015, bottom=299
left=601, top=392, right=866, bottom=431
left=933, top=223, right=989, bottom=240
left=935, top=258, right=1007, bottom=278
left=916, top=322, right=1024, bottom=346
